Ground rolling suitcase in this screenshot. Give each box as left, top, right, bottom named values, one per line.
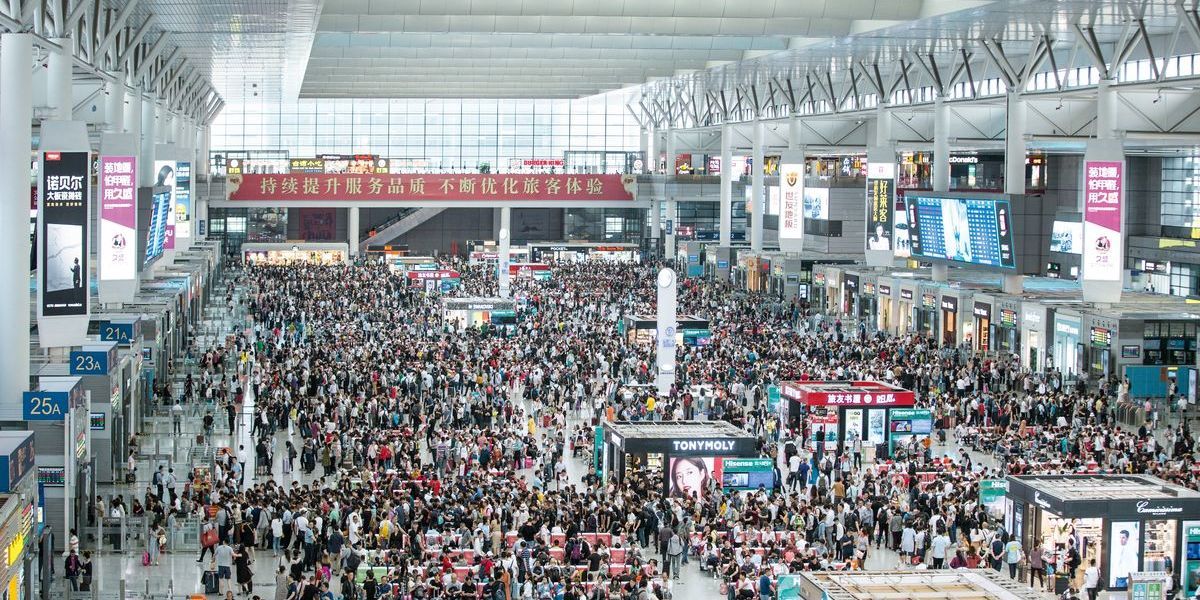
left=202, top=570, right=219, bottom=594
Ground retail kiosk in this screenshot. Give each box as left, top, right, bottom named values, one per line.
left=788, top=570, right=1045, bottom=600
left=442, top=298, right=516, bottom=331
left=1006, top=474, right=1200, bottom=595
left=779, top=381, right=919, bottom=457
left=623, top=315, right=711, bottom=347
left=600, top=421, right=759, bottom=498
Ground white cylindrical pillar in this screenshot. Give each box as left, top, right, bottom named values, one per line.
left=665, top=198, right=677, bottom=260
left=647, top=126, right=657, bottom=173
left=139, top=96, right=157, bottom=187
left=665, top=128, right=677, bottom=178
left=47, top=39, right=72, bottom=120
left=750, top=120, right=764, bottom=252
left=1005, top=92, right=1026, bottom=196
left=1004, top=92, right=1026, bottom=295
left=933, top=97, right=949, bottom=193
left=655, top=268, right=677, bottom=397
left=0, top=34, right=34, bottom=415
left=348, top=207, right=360, bottom=257
left=1096, top=79, right=1118, bottom=140
left=196, top=126, right=210, bottom=179
left=125, top=88, right=142, bottom=157
left=718, top=123, right=733, bottom=247
left=498, top=208, right=511, bottom=298
left=875, top=103, right=892, bottom=147
left=639, top=129, right=650, bottom=173
left=106, top=79, right=125, bottom=132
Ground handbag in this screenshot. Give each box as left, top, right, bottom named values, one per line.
left=201, top=528, right=219, bottom=548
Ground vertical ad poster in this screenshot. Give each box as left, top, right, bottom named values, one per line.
left=99, top=156, right=137, bottom=282
left=779, top=156, right=804, bottom=250
left=1083, top=161, right=1123, bottom=281
left=174, top=162, right=192, bottom=240
left=153, top=160, right=177, bottom=250
left=894, top=194, right=911, bottom=258
left=1109, top=521, right=1141, bottom=589
left=866, top=162, right=895, bottom=251
left=40, top=151, right=89, bottom=317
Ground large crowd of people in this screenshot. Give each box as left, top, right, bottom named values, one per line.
left=97, top=255, right=1200, bottom=600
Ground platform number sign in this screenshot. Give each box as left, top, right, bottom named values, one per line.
left=100, top=321, right=134, bottom=345
left=69, top=350, right=108, bottom=375
left=22, top=392, right=68, bottom=421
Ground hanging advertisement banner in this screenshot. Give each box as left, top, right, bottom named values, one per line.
left=864, top=148, right=896, bottom=267
left=778, top=150, right=804, bottom=253
left=98, top=155, right=137, bottom=291
left=1083, top=160, right=1123, bottom=281
left=866, top=162, right=895, bottom=251
left=39, top=151, right=89, bottom=318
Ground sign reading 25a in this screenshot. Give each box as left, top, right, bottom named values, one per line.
left=22, top=392, right=68, bottom=421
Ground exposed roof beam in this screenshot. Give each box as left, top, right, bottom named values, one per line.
left=94, top=0, right=138, bottom=65
left=114, top=15, right=151, bottom=67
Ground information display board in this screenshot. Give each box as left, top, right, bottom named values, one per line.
left=906, top=194, right=1015, bottom=269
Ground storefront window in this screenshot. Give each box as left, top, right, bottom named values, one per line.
left=1144, top=519, right=1178, bottom=574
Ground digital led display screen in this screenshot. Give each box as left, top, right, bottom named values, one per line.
left=145, top=190, right=171, bottom=264
left=1050, top=220, right=1082, bottom=255
left=906, top=194, right=1016, bottom=269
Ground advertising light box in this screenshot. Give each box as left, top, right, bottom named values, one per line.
left=152, top=160, right=177, bottom=250
left=98, top=156, right=137, bottom=282
left=40, top=151, right=90, bottom=317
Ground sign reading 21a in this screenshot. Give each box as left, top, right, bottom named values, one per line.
left=22, top=392, right=68, bottom=421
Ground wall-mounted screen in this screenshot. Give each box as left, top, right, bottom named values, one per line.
left=804, top=188, right=829, bottom=220
left=906, top=194, right=1016, bottom=269
left=1050, top=220, right=1082, bottom=255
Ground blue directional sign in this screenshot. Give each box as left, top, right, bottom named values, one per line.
left=22, top=392, right=68, bottom=421
left=69, top=350, right=109, bottom=375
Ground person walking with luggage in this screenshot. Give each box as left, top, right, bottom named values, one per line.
left=199, top=518, right=218, bottom=563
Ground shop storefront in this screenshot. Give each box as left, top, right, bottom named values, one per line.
left=916, top=285, right=939, bottom=339
left=508, top=262, right=552, bottom=281
left=1022, top=303, right=1048, bottom=373
left=779, top=381, right=916, bottom=458
left=0, top=432, right=35, bottom=600
left=1007, top=474, right=1200, bottom=595
left=972, top=296, right=994, bottom=353
left=876, top=280, right=895, bottom=332
left=843, top=273, right=860, bottom=318
left=858, top=275, right=878, bottom=329
left=994, top=298, right=1021, bottom=358
left=600, top=421, right=759, bottom=497
left=898, top=285, right=917, bottom=334
left=939, top=294, right=960, bottom=347
left=1084, top=314, right=1118, bottom=381
left=241, top=242, right=348, bottom=264
left=810, top=270, right=829, bottom=314
left=1052, top=311, right=1084, bottom=380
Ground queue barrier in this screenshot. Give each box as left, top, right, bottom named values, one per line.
left=86, top=516, right=148, bottom=554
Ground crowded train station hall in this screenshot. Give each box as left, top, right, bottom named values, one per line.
left=4, top=1, right=1200, bottom=599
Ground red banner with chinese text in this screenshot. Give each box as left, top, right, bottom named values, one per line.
left=227, top=173, right=635, bottom=202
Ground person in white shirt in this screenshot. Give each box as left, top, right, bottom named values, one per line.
left=1083, top=558, right=1101, bottom=600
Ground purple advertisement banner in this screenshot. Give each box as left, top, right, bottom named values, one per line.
left=1083, top=160, right=1122, bottom=282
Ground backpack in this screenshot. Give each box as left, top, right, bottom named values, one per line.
left=153, top=471, right=163, bottom=486
left=569, top=541, right=582, bottom=562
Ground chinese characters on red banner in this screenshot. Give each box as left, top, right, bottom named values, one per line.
left=227, top=173, right=635, bottom=202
